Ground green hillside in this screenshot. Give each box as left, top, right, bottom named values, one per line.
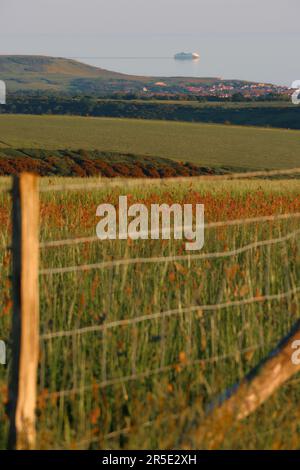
left=0, top=55, right=128, bottom=77
left=0, top=55, right=139, bottom=92
left=0, top=114, right=300, bottom=170
left=0, top=55, right=233, bottom=93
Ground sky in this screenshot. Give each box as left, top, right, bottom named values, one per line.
left=0, top=0, right=300, bottom=84
left=1, top=0, right=299, bottom=35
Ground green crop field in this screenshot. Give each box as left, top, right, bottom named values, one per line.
left=1, top=115, right=300, bottom=170
left=1, top=177, right=300, bottom=449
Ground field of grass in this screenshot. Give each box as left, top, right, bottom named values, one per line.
left=1, top=177, right=300, bottom=449
left=1, top=115, right=300, bottom=170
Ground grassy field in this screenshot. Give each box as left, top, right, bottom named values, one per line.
left=1, top=115, right=300, bottom=169
left=1, top=177, right=300, bottom=449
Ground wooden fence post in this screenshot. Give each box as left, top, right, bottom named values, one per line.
left=183, top=320, right=300, bottom=449
left=8, top=173, right=40, bottom=450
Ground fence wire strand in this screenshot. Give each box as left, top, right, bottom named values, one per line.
left=75, top=412, right=181, bottom=447
left=39, top=167, right=300, bottom=193
left=39, top=226, right=300, bottom=276
left=40, top=285, right=300, bottom=340
left=40, top=212, right=300, bottom=249
left=73, top=376, right=300, bottom=448
left=35, top=168, right=300, bottom=446
left=41, top=343, right=263, bottom=399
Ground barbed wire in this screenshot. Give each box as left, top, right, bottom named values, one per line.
left=40, top=343, right=263, bottom=399
left=39, top=227, right=300, bottom=276
left=39, top=167, right=300, bottom=193
left=40, top=285, right=300, bottom=340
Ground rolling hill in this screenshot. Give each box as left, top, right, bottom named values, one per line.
left=0, top=55, right=134, bottom=79
left=0, top=55, right=243, bottom=94
left=0, top=55, right=141, bottom=93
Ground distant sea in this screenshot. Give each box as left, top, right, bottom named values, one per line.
left=2, top=32, right=299, bottom=86
left=68, top=33, right=299, bottom=86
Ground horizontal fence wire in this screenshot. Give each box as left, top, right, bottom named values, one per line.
left=39, top=167, right=300, bottom=193
left=40, top=285, right=300, bottom=340
left=75, top=412, right=181, bottom=447
left=39, top=226, right=300, bottom=276
left=68, top=379, right=300, bottom=447
left=40, top=211, right=300, bottom=249
left=36, top=168, right=300, bottom=445
left=75, top=377, right=300, bottom=448
left=76, top=421, right=154, bottom=447
left=40, top=343, right=263, bottom=399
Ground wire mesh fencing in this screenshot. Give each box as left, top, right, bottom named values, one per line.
left=2, top=171, right=300, bottom=449
left=35, top=172, right=300, bottom=449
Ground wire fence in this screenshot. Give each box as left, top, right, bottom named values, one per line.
left=39, top=226, right=300, bottom=275
left=39, top=212, right=300, bottom=249
left=76, top=375, right=300, bottom=450
left=40, top=286, right=300, bottom=341
left=38, top=344, right=265, bottom=398
left=38, top=166, right=300, bottom=193
left=34, top=169, right=300, bottom=448
left=2, top=170, right=300, bottom=449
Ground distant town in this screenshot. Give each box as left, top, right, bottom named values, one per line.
left=0, top=55, right=295, bottom=102
left=140, top=80, right=292, bottom=100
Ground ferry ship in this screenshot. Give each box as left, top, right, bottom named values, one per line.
left=174, top=52, right=200, bottom=61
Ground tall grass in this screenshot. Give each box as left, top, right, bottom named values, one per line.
left=1, top=178, right=300, bottom=449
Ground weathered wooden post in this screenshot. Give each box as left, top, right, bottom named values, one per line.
left=8, top=173, right=40, bottom=450
left=184, top=320, right=300, bottom=449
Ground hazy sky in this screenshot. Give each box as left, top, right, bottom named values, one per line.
left=1, top=0, right=299, bottom=35
left=1, top=1, right=299, bottom=84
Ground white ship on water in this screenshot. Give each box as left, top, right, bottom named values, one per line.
left=174, top=52, right=200, bottom=61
